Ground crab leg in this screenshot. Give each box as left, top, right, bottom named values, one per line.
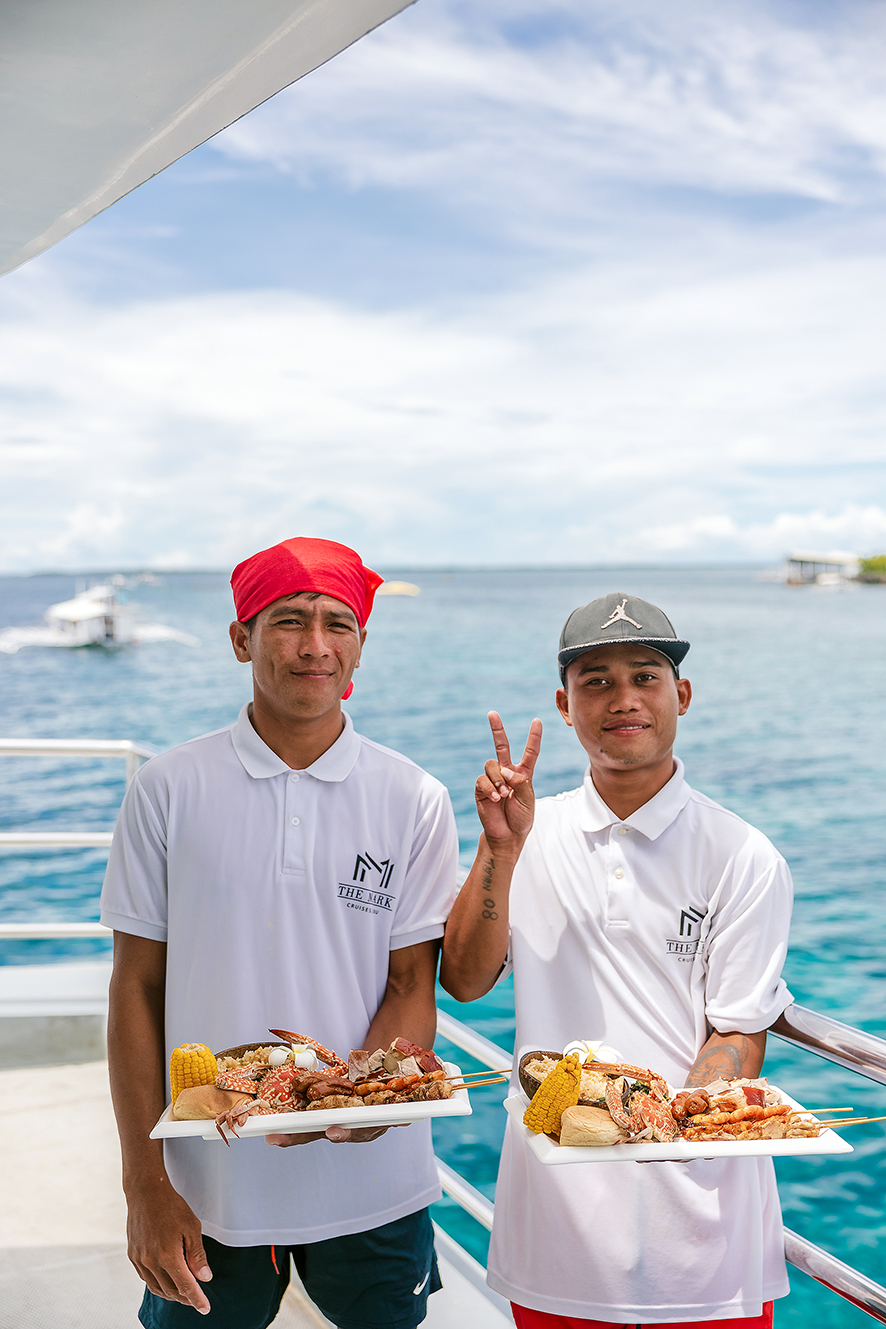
left=268, top=1029, right=349, bottom=1077
left=215, top=1097, right=263, bottom=1145
left=605, top=1079, right=643, bottom=1133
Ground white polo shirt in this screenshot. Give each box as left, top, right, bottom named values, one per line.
left=101, top=704, right=459, bottom=1245
left=486, top=759, right=794, bottom=1322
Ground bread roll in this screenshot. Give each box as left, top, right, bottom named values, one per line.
left=559, top=1105, right=630, bottom=1147
left=172, top=1085, right=251, bottom=1120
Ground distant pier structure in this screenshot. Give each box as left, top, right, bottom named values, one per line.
left=785, top=550, right=860, bottom=585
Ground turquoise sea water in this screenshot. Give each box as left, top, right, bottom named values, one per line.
left=1, top=568, right=885, bottom=1326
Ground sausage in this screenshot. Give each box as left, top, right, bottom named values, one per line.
left=682, top=1091, right=711, bottom=1117
left=670, top=1092, right=691, bottom=1121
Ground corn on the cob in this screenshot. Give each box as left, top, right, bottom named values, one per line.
left=170, top=1043, right=218, bottom=1103
left=523, top=1053, right=582, bottom=1135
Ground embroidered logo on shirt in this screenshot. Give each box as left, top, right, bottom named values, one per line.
left=600, top=598, right=642, bottom=630
left=665, top=905, right=705, bottom=958
left=337, top=851, right=397, bottom=914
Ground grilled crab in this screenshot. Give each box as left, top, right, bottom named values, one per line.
left=598, top=1064, right=679, bottom=1143
left=215, top=1030, right=349, bottom=1142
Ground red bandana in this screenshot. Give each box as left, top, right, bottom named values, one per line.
left=231, top=537, right=383, bottom=627
left=231, top=538, right=383, bottom=700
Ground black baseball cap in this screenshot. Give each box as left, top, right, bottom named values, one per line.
left=558, top=592, right=690, bottom=683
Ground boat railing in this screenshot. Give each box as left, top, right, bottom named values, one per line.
left=0, top=738, right=158, bottom=849
left=1, top=739, right=885, bottom=1322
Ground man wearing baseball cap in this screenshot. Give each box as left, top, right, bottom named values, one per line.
left=102, top=537, right=458, bottom=1329
left=442, top=591, right=794, bottom=1328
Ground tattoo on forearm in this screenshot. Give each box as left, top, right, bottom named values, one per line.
left=480, top=855, right=498, bottom=920
left=684, top=1036, right=751, bottom=1089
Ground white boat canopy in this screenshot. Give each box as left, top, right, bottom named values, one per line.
left=0, top=0, right=415, bottom=277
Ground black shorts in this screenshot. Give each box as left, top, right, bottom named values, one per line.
left=138, top=1208, right=442, bottom=1329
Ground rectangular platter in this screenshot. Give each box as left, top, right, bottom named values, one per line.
left=504, top=1086, right=854, bottom=1165
left=151, top=1062, right=471, bottom=1142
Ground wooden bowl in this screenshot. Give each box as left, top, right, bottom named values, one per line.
left=518, top=1049, right=612, bottom=1106
left=214, top=1040, right=291, bottom=1061
left=518, top=1050, right=562, bottom=1101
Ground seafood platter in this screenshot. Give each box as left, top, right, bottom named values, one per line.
left=150, top=1029, right=491, bottom=1143
left=506, top=1040, right=863, bottom=1165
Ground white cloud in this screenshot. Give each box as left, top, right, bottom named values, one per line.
left=213, top=0, right=886, bottom=232
left=642, top=504, right=886, bottom=558
left=2, top=0, right=886, bottom=570
left=2, top=232, right=886, bottom=569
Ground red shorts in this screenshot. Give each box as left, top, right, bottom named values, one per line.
left=510, top=1301, right=774, bottom=1329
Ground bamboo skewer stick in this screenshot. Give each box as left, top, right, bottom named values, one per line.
left=451, top=1073, right=512, bottom=1084
left=444, top=1069, right=511, bottom=1080
left=803, top=1107, right=854, bottom=1114
left=812, top=1115, right=886, bottom=1129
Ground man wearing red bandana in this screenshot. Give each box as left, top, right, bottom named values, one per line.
left=102, top=537, right=459, bottom=1329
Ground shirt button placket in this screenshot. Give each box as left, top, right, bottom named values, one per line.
left=283, top=772, right=307, bottom=875
left=608, top=825, right=630, bottom=926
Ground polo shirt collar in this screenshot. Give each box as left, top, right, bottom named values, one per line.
left=231, top=703, right=361, bottom=782
left=578, top=757, right=692, bottom=841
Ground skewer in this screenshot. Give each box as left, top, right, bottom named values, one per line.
left=444, top=1069, right=512, bottom=1080
left=449, top=1076, right=509, bottom=1089
left=813, top=1115, right=886, bottom=1129
left=803, top=1107, right=853, bottom=1114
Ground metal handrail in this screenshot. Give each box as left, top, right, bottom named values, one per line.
left=0, top=737, right=158, bottom=785
left=0, top=739, right=158, bottom=756
left=784, top=1229, right=886, bottom=1326
left=436, top=1011, right=512, bottom=1071
left=771, top=1003, right=886, bottom=1088
left=0, top=832, right=114, bottom=848
left=0, top=738, right=156, bottom=852
left=0, top=922, right=111, bottom=939
left=436, top=1159, right=494, bottom=1231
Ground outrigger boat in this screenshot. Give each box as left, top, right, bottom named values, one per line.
left=0, top=582, right=199, bottom=654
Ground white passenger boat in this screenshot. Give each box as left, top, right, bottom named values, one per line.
left=0, top=582, right=199, bottom=654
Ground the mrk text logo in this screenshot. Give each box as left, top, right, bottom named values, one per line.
left=337, top=852, right=396, bottom=915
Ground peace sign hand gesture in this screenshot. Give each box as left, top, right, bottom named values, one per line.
left=475, top=711, right=542, bottom=857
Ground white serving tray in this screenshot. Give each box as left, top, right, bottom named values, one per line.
left=504, top=1087, right=854, bottom=1164
left=151, top=1063, right=471, bottom=1142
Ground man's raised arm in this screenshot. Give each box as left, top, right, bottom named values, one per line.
left=440, top=713, right=541, bottom=1002
left=108, top=932, right=213, bottom=1314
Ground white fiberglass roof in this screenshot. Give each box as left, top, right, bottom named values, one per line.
left=0, top=0, right=414, bottom=276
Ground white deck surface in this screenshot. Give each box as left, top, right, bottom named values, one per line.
left=0, top=1059, right=510, bottom=1328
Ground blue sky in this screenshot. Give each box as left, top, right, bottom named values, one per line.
left=2, top=0, right=886, bottom=571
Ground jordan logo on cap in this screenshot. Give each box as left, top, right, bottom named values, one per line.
left=600, top=598, right=642, bottom=630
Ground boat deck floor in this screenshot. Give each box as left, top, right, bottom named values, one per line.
left=1, top=1059, right=510, bottom=1328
